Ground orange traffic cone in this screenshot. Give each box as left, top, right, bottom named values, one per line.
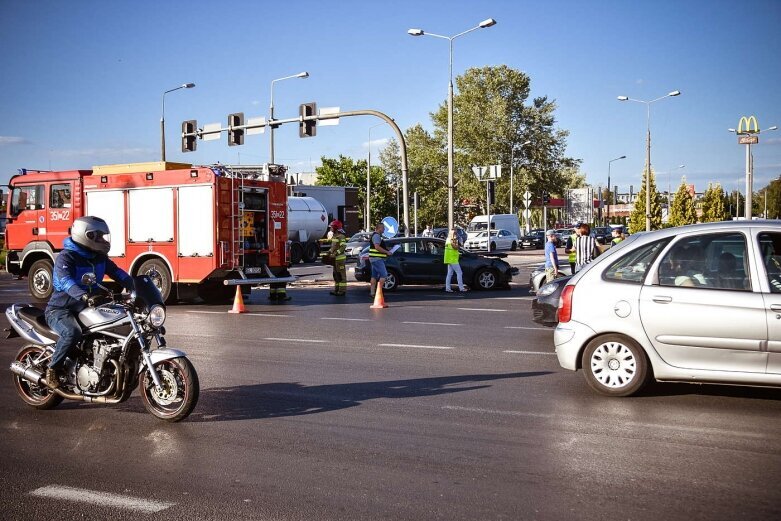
left=370, top=284, right=388, bottom=309
left=228, top=286, right=247, bottom=314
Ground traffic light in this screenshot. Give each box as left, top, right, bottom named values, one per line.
left=181, top=120, right=197, bottom=153
left=228, top=112, right=244, bottom=146
left=542, top=191, right=550, bottom=205
left=299, top=102, right=317, bottom=138
left=487, top=181, right=496, bottom=204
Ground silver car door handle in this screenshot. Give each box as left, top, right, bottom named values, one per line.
left=652, top=296, right=673, bottom=304
left=770, top=304, right=781, bottom=312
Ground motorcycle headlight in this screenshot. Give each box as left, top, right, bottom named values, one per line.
left=537, top=282, right=559, bottom=297
left=148, top=305, right=166, bottom=328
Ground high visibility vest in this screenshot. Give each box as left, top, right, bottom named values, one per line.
left=568, top=233, right=577, bottom=263
left=331, top=232, right=347, bottom=262
left=369, top=233, right=387, bottom=258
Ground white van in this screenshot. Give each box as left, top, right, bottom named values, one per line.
left=467, top=214, right=522, bottom=239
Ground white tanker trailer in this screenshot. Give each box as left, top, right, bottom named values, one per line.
left=288, top=196, right=329, bottom=264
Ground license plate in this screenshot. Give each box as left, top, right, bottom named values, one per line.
left=244, top=267, right=264, bottom=274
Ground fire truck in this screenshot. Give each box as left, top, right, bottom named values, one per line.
left=3, top=161, right=294, bottom=303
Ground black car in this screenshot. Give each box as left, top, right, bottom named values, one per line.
left=593, top=226, right=612, bottom=245
left=520, top=230, right=545, bottom=249
left=355, top=237, right=515, bottom=291
left=531, top=275, right=573, bottom=326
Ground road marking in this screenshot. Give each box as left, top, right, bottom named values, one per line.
left=29, top=485, right=174, bottom=513
left=503, top=350, right=556, bottom=355
left=321, top=317, right=372, bottom=322
left=442, top=405, right=552, bottom=418
left=186, top=311, right=291, bottom=317
left=263, top=337, right=329, bottom=343
left=504, top=326, right=551, bottom=331
left=379, top=343, right=454, bottom=350
left=403, top=321, right=459, bottom=326
left=457, top=307, right=507, bottom=312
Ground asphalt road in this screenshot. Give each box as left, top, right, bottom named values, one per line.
left=1, top=255, right=780, bottom=521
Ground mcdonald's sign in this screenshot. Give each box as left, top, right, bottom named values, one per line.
left=737, top=115, right=759, bottom=135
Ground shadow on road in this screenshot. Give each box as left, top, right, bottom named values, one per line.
left=118, top=371, right=552, bottom=422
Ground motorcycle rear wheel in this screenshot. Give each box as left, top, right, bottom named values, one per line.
left=139, top=357, right=199, bottom=422
left=12, top=345, right=63, bottom=410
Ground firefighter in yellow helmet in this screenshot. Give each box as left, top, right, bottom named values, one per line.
left=328, top=220, right=348, bottom=296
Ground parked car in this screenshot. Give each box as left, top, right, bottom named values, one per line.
left=520, top=230, right=545, bottom=249
left=555, top=220, right=781, bottom=397
left=345, top=232, right=372, bottom=260
left=432, top=226, right=467, bottom=245
left=593, top=226, right=612, bottom=245
left=355, top=237, right=515, bottom=291
left=531, top=275, right=573, bottom=326
left=464, top=229, right=518, bottom=252
left=528, top=260, right=573, bottom=295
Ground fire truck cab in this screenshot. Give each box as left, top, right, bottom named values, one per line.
left=4, top=161, right=292, bottom=303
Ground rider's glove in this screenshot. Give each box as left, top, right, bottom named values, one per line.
left=80, top=294, right=97, bottom=307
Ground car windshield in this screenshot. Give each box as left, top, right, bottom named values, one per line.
left=349, top=233, right=369, bottom=242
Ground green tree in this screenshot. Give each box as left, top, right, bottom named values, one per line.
left=700, top=183, right=728, bottom=222
left=668, top=178, right=698, bottom=227
left=628, top=168, right=664, bottom=233
left=315, top=155, right=394, bottom=227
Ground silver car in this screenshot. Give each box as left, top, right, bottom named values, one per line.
left=555, top=221, right=781, bottom=396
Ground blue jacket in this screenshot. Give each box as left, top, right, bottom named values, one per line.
left=46, top=238, right=132, bottom=313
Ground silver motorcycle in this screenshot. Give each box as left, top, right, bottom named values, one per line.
left=6, top=273, right=199, bottom=422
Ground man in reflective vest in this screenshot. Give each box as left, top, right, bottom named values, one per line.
left=328, top=220, right=348, bottom=296
left=564, top=225, right=580, bottom=274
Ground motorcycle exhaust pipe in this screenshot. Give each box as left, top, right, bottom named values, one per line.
left=10, top=361, right=124, bottom=404
left=10, top=362, right=46, bottom=386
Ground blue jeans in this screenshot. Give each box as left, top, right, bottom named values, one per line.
left=370, top=258, right=388, bottom=279
left=45, top=309, right=82, bottom=369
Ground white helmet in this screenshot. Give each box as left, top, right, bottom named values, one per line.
left=71, top=216, right=111, bottom=255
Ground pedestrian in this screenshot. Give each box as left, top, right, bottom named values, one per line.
left=444, top=229, right=468, bottom=292
left=327, top=219, right=348, bottom=296
left=369, top=221, right=394, bottom=297
left=422, top=225, right=434, bottom=238
left=564, top=225, right=580, bottom=274
left=544, top=229, right=560, bottom=283
left=610, top=227, right=624, bottom=247
left=574, top=222, right=599, bottom=272
left=44, top=216, right=135, bottom=388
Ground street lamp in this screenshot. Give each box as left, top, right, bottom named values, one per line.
left=510, top=140, right=532, bottom=216
left=617, top=90, right=681, bottom=231
left=270, top=71, right=309, bottom=164
left=161, top=83, right=195, bottom=161
left=408, top=17, right=497, bottom=231
left=666, top=164, right=685, bottom=217
left=366, top=122, right=386, bottom=231
left=606, top=155, right=626, bottom=224
left=728, top=123, right=777, bottom=219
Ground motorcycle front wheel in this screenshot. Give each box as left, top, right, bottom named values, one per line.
left=139, top=357, right=199, bottom=422
left=12, top=345, right=63, bottom=410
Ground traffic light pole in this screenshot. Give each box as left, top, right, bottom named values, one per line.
left=182, top=108, right=411, bottom=236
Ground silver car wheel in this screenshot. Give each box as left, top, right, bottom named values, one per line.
left=589, top=341, right=637, bottom=388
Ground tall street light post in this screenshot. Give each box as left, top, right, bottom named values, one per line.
left=606, top=155, right=626, bottom=224
left=617, top=90, right=681, bottom=231
left=270, top=72, right=309, bottom=164
left=408, top=18, right=497, bottom=231
left=510, top=140, right=532, bottom=216
left=729, top=121, right=777, bottom=219
left=161, top=83, right=195, bottom=161
left=366, top=122, right=386, bottom=231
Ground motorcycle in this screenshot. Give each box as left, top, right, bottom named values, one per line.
left=5, top=273, right=199, bottom=422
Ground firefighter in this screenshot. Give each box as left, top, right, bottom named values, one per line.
left=327, top=220, right=348, bottom=296
left=269, top=272, right=292, bottom=303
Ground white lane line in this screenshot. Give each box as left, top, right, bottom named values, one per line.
left=442, top=405, right=552, bottom=418
left=379, top=343, right=454, bottom=350
left=321, top=317, right=372, bottom=322
left=30, top=485, right=174, bottom=513
left=263, top=337, right=329, bottom=343
left=504, top=326, right=552, bottom=331
left=457, top=307, right=507, bottom=312
left=403, top=321, right=460, bottom=326
left=503, top=350, right=557, bottom=355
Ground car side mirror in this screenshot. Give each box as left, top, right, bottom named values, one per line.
left=81, top=272, right=97, bottom=286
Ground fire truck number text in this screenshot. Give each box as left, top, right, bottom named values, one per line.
left=270, top=210, right=285, bottom=219
left=50, top=210, right=71, bottom=221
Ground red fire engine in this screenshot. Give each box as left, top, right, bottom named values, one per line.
left=4, top=161, right=294, bottom=302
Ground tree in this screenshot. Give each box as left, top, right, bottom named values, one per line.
left=315, top=155, right=394, bottom=227
left=628, top=168, right=664, bottom=233
left=700, top=183, right=728, bottom=222
left=758, top=176, right=781, bottom=218
left=668, top=178, right=698, bottom=227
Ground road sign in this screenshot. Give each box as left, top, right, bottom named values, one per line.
left=489, top=164, right=502, bottom=179
left=522, top=209, right=531, bottom=219
left=381, top=216, right=398, bottom=238
left=739, top=135, right=759, bottom=145
left=319, top=107, right=340, bottom=126
left=202, top=123, right=221, bottom=141
left=523, top=191, right=532, bottom=204
left=472, top=166, right=488, bottom=180
left=246, top=117, right=266, bottom=135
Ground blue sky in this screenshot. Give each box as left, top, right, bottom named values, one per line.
left=1, top=0, right=780, bottom=195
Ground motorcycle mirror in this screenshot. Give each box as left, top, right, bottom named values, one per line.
left=81, top=273, right=97, bottom=286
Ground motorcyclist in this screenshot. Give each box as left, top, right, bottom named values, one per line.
left=44, top=216, right=134, bottom=388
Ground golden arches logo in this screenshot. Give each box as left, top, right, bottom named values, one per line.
left=737, top=115, right=759, bottom=135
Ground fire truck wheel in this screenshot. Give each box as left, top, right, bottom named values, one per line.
left=303, top=242, right=320, bottom=263
left=137, top=258, right=172, bottom=303
left=290, top=242, right=303, bottom=264
left=28, top=259, right=54, bottom=302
